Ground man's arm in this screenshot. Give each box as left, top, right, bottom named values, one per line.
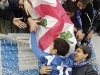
left=81, top=2, right=93, bottom=35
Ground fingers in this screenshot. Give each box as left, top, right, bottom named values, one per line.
left=30, top=25, right=38, bottom=32
left=45, top=66, right=52, bottom=70
left=44, top=66, right=52, bottom=74
left=15, top=21, right=27, bottom=29
left=25, top=10, right=29, bottom=15
left=25, top=8, right=32, bottom=16
left=27, top=7, right=32, bottom=15
left=18, top=20, right=27, bottom=28
left=24, top=0, right=33, bottom=15
left=76, top=35, right=83, bottom=41
left=17, top=17, right=23, bottom=20
left=40, top=65, right=52, bottom=74
left=17, top=23, right=27, bottom=29
left=20, top=23, right=27, bottom=29
left=17, top=25, right=22, bottom=29
left=85, top=36, right=91, bottom=40
left=28, top=19, right=40, bottom=32
left=24, top=5, right=32, bottom=15
left=45, top=70, right=52, bottom=74
left=13, top=17, right=27, bottom=29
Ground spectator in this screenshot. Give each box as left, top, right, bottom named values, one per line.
left=72, top=45, right=98, bottom=75
left=63, top=0, right=93, bottom=43
left=77, top=0, right=93, bottom=43
left=86, top=0, right=100, bottom=39
left=62, top=0, right=84, bottom=42
left=76, top=0, right=94, bottom=44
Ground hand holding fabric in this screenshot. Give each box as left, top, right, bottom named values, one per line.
left=76, top=30, right=85, bottom=41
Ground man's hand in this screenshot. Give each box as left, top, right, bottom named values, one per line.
left=23, top=0, right=32, bottom=15
left=28, top=17, right=41, bottom=32
left=85, top=30, right=94, bottom=40
left=74, top=27, right=77, bottom=33
left=40, top=65, right=52, bottom=74
left=13, top=17, right=27, bottom=29
left=76, top=30, right=85, bottom=41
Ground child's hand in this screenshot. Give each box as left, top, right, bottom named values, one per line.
left=28, top=17, right=41, bottom=32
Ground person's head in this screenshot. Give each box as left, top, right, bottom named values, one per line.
left=49, top=38, right=70, bottom=56
left=74, top=45, right=91, bottom=62
left=62, top=0, right=76, bottom=18
left=76, top=0, right=90, bottom=10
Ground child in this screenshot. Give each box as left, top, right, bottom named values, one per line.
left=30, top=32, right=73, bottom=75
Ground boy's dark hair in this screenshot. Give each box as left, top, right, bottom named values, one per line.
left=62, top=0, right=76, bottom=13
left=77, top=0, right=90, bottom=5
left=78, top=45, right=92, bottom=59
left=53, top=38, right=70, bottom=56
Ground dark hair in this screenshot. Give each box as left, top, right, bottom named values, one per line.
left=53, top=38, right=70, bottom=56
left=77, top=0, right=90, bottom=5
left=78, top=45, right=92, bottom=59
left=62, top=0, right=77, bottom=13
left=93, top=0, right=100, bottom=10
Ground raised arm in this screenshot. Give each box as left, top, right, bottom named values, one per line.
left=30, top=32, right=42, bottom=59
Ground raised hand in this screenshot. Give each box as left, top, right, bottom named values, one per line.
left=13, top=17, right=27, bottom=29
left=28, top=17, right=41, bottom=32
left=23, top=0, right=33, bottom=15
